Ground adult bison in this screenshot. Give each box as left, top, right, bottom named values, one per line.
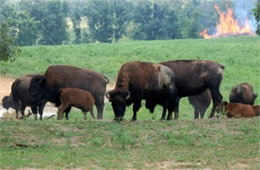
left=229, top=82, right=257, bottom=105
left=11, top=75, right=46, bottom=120
left=28, top=65, right=108, bottom=119
left=106, top=61, right=178, bottom=121
left=188, top=89, right=211, bottom=119
left=161, top=60, right=224, bottom=119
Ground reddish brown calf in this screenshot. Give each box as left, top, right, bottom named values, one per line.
left=217, top=101, right=255, bottom=118
left=253, top=105, right=260, bottom=116
left=58, top=88, right=95, bottom=120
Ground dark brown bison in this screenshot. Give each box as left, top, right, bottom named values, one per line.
left=229, top=82, right=257, bottom=105
left=160, top=60, right=224, bottom=119
left=106, top=61, right=178, bottom=121
left=28, top=65, right=108, bottom=119
left=253, top=105, right=260, bottom=116
left=2, top=95, right=16, bottom=110
left=188, top=89, right=211, bottom=119
left=58, top=88, right=95, bottom=120
left=217, top=101, right=256, bottom=118
left=11, top=75, right=46, bottom=120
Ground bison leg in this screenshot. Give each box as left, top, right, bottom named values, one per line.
left=82, top=111, right=87, bottom=120
left=31, top=106, right=38, bottom=120
left=132, top=101, right=141, bottom=121
left=20, top=104, right=26, bottom=119
left=89, top=106, right=95, bottom=119
left=95, top=97, right=104, bottom=119
left=161, top=107, right=167, bottom=120
left=194, top=110, right=199, bottom=119
left=64, top=106, right=71, bottom=120
left=173, top=98, right=180, bottom=120
left=58, top=104, right=70, bottom=120
left=209, top=89, right=222, bottom=118
left=38, top=103, right=46, bottom=121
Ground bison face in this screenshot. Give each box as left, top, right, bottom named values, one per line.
left=2, top=96, right=12, bottom=110
left=106, top=89, right=130, bottom=120
left=216, top=101, right=227, bottom=113
left=28, top=75, right=47, bottom=104
left=145, top=99, right=156, bottom=113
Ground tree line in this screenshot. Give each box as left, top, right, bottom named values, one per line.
left=0, top=0, right=259, bottom=52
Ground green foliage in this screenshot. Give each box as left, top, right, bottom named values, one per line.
left=15, top=12, right=39, bottom=46
left=86, top=0, right=114, bottom=43
left=0, top=22, right=19, bottom=62
left=254, top=0, right=260, bottom=35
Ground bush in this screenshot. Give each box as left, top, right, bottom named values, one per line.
left=0, top=22, right=19, bottom=62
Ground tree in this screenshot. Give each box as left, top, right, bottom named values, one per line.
left=0, top=22, right=19, bottom=61
left=112, top=0, right=132, bottom=42
left=71, top=7, right=82, bottom=44
left=86, top=0, right=114, bottom=43
left=254, top=0, right=260, bottom=35
left=16, top=12, right=40, bottom=46
left=39, top=0, right=69, bottom=45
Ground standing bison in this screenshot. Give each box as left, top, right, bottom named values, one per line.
left=229, top=82, right=257, bottom=105
left=28, top=65, right=108, bottom=119
left=188, top=89, right=211, bottom=119
left=161, top=60, right=224, bottom=119
left=11, top=75, right=46, bottom=120
left=106, top=61, right=178, bottom=121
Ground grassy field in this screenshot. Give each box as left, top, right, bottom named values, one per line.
left=0, top=36, right=260, bottom=169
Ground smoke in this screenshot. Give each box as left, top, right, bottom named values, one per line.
left=233, top=0, right=257, bottom=32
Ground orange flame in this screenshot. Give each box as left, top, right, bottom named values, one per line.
left=200, top=4, right=254, bottom=39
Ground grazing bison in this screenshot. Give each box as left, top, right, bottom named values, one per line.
left=229, top=82, right=257, bottom=105
left=253, top=105, right=260, bottom=116
left=58, top=88, right=95, bottom=120
left=29, top=65, right=108, bottom=119
left=2, top=95, right=16, bottom=110
left=188, top=89, right=211, bottom=119
left=217, top=101, right=255, bottom=118
left=161, top=60, right=224, bottom=119
left=106, top=61, right=178, bottom=121
left=11, top=75, right=46, bottom=120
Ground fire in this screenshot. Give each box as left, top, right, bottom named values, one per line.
left=200, top=4, right=254, bottom=39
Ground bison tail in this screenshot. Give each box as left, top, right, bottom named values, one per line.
left=104, top=75, right=109, bottom=84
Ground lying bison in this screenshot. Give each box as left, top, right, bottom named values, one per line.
left=217, top=101, right=256, bottom=118
left=29, top=65, right=108, bottom=119
left=11, top=75, right=46, bottom=119
left=58, top=88, right=95, bottom=120
left=229, top=82, right=257, bottom=105
left=106, top=61, right=178, bottom=121
left=161, top=60, right=224, bottom=119
left=188, top=89, right=211, bottom=119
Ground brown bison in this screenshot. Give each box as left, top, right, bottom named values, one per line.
left=106, top=61, right=178, bottom=121
left=161, top=60, right=224, bottom=119
left=229, top=82, right=257, bottom=105
left=217, top=101, right=256, bottom=118
left=188, top=89, right=211, bottom=119
left=28, top=65, right=108, bottom=119
left=11, top=75, right=46, bottom=120
left=58, top=88, right=95, bottom=120
left=253, top=105, right=260, bottom=116
left=2, top=95, right=15, bottom=110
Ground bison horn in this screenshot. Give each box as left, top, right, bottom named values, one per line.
left=106, top=92, right=111, bottom=101
left=125, top=90, right=131, bottom=100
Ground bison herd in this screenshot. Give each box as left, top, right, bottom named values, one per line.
left=1, top=60, right=259, bottom=121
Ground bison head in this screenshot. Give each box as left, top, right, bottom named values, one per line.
left=216, top=101, right=228, bottom=113
left=28, top=75, right=47, bottom=104
left=106, top=89, right=130, bottom=120
left=2, top=95, right=13, bottom=110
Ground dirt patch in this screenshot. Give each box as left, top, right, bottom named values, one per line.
left=0, top=76, right=15, bottom=100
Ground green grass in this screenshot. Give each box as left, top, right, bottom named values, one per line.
left=0, top=36, right=260, bottom=169
left=0, top=118, right=259, bottom=169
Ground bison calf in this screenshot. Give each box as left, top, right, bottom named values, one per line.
left=58, top=88, right=95, bottom=120
left=253, top=105, right=260, bottom=116
left=217, top=101, right=255, bottom=118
